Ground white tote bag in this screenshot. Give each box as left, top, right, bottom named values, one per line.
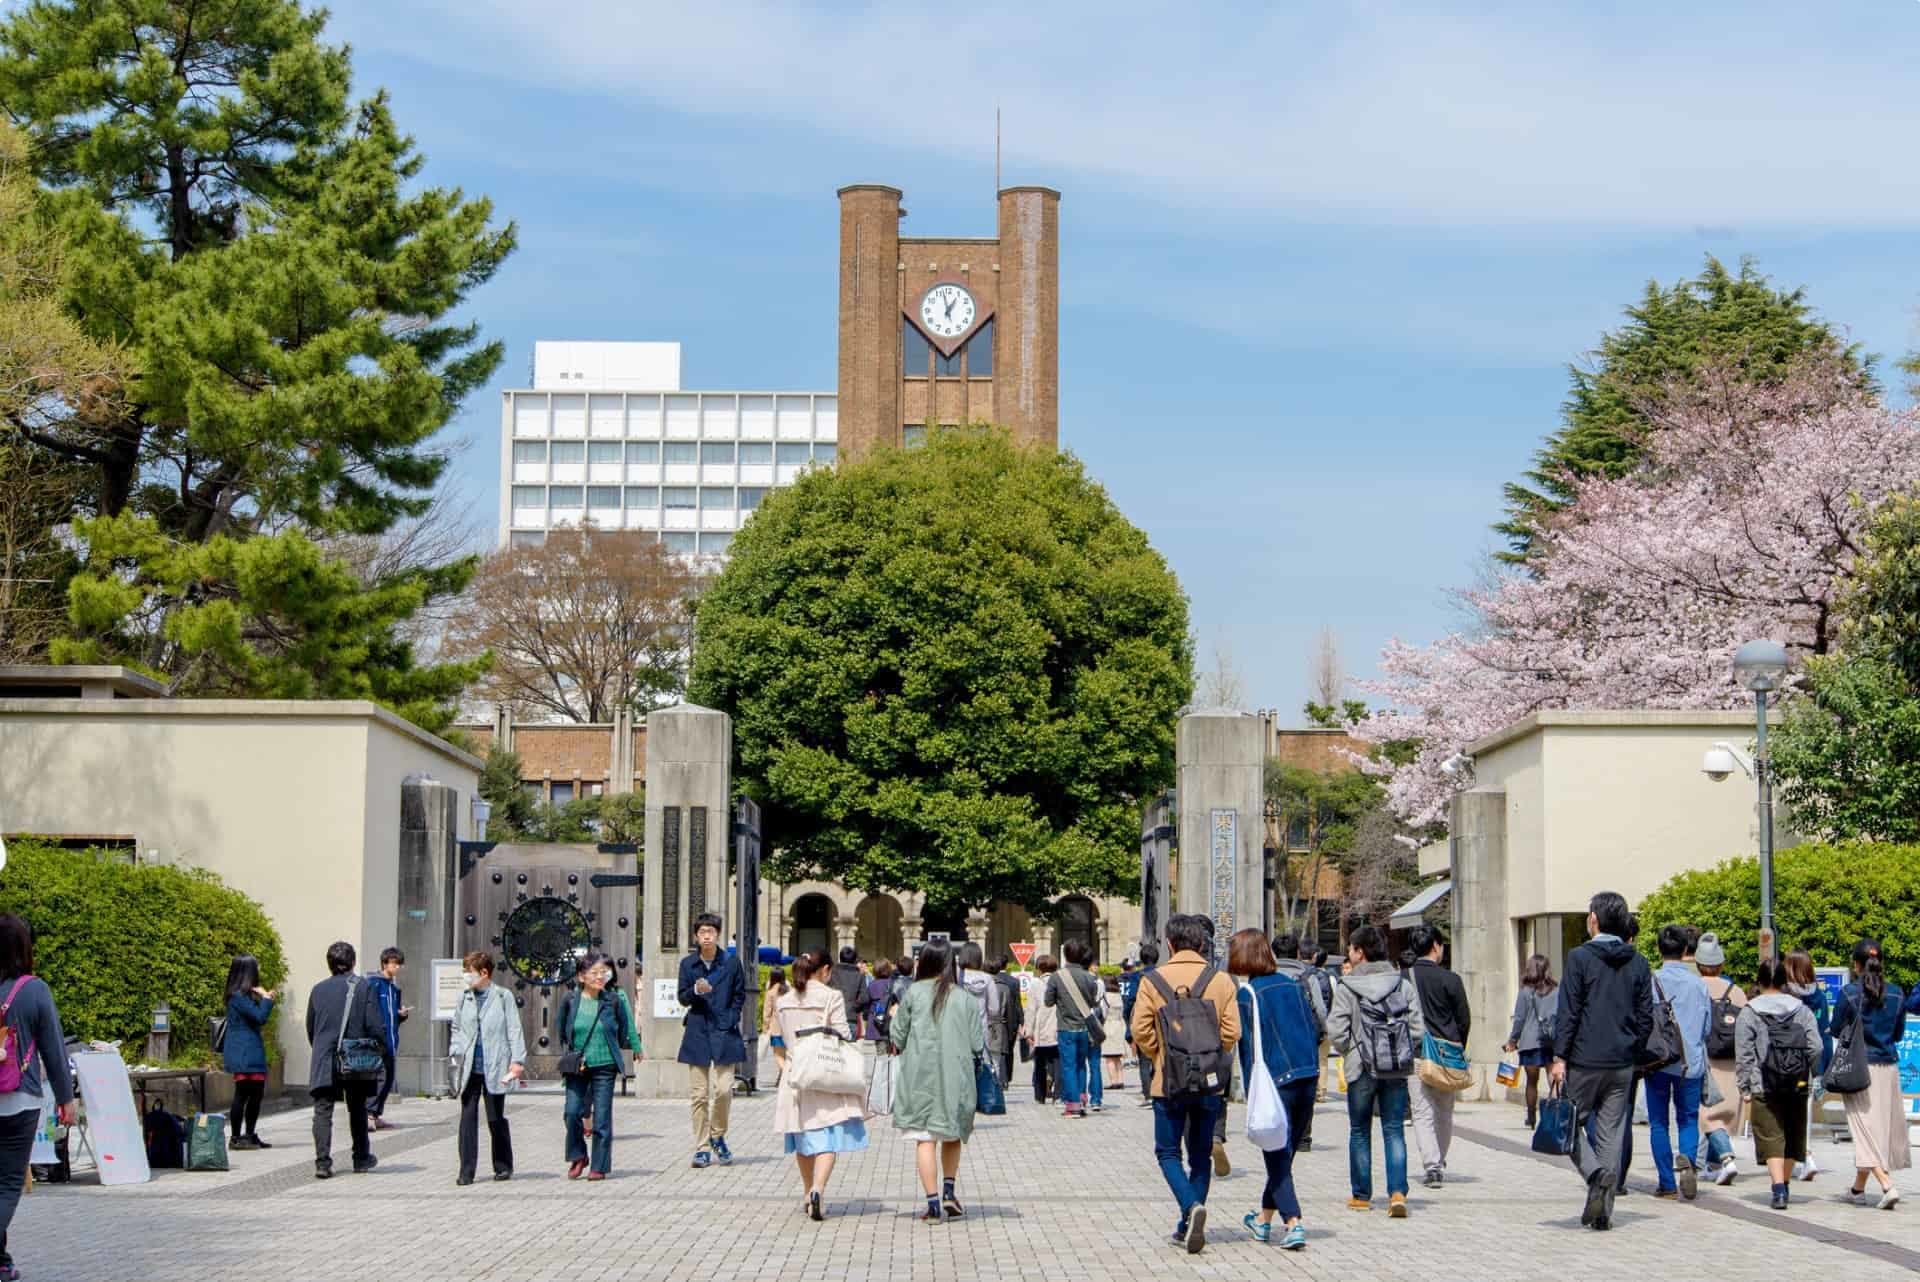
left=788, top=1026, right=867, bottom=1096
left=1242, top=983, right=1291, bottom=1152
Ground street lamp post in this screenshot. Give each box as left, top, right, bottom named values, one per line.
left=1731, top=640, right=1790, bottom=962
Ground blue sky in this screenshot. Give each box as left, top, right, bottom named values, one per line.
left=327, top=1, right=1920, bottom=718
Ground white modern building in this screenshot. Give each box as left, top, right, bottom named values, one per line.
left=499, top=341, right=837, bottom=566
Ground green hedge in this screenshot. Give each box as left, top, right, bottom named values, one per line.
left=0, top=841, right=287, bottom=1063
left=1635, top=842, right=1920, bottom=987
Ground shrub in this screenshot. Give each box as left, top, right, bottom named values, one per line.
left=1634, top=842, right=1920, bottom=987
left=0, top=841, right=287, bottom=1063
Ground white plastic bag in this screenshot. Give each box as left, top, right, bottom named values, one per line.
left=1242, top=984, right=1291, bottom=1152
left=866, top=1053, right=896, bottom=1116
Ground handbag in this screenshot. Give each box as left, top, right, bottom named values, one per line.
left=209, top=1015, right=229, bottom=1054
left=1495, top=1060, right=1520, bottom=1089
left=1530, top=1082, right=1577, bottom=1157
left=788, top=1025, right=866, bottom=1095
left=1055, top=970, right=1105, bottom=1046
left=1241, top=983, right=1290, bottom=1151
left=0, top=977, right=35, bottom=1093
left=556, top=991, right=593, bottom=1077
left=333, top=975, right=385, bottom=1083
left=1416, top=1031, right=1475, bottom=1093
left=974, top=1053, right=1007, bottom=1116
left=1637, top=976, right=1686, bottom=1074
left=866, top=1051, right=896, bottom=1116
left=1824, top=994, right=1872, bottom=1095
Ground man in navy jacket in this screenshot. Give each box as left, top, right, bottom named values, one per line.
left=678, top=912, right=746, bottom=1168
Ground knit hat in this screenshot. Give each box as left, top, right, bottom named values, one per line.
left=1694, top=932, right=1726, bottom=967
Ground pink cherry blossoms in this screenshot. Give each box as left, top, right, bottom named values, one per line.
left=1356, top=359, right=1920, bottom=829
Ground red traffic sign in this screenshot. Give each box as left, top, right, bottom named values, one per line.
left=1010, top=942, right=1036, bottom=967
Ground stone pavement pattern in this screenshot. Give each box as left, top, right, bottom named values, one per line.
left=15, top=1071, right=1920, bottom=1282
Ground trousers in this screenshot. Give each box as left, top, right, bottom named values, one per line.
left=1408, top=1075, right=1456, bottom=1170
left=689, top=1062, right=734, bottom=1149
left=0, top=1110, right=38, bottom=1268
left=458, top=1073, right=513, bottom=1179
left=311, top=1082, right=372, bottom=1169
left=1566, top=1065, right=1634, bottom=1187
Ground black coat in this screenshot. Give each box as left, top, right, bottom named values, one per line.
left=304, top=973, right=382, bottom=1095
left=677, top=950, right=747, bottom=1066
left=1410, top=959, right=1471, bottom=1045
left=1551, top=937, right=1653, bottom=1070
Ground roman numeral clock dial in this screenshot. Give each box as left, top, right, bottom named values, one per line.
left=919, top=284, right=976, bottom=339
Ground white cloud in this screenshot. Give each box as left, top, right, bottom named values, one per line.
left=337, top=0, right=1920, bottom=226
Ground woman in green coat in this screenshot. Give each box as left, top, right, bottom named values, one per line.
left=890, top=940, right=986, bottom=1223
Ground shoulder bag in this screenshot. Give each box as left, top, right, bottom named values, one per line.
left=974, top=1052, right=1007, bottom=1115
left=556, top=992, right=593, bottom=1078
left=788, top=1022, right=866, bottom=1096
left=1824, top=994, right=1872, bottom=1095
left=1242, top=983, right=1290, bottom=1151
left=1055, top=969, right=1106, bottom=1046
left=1637, top=976, right=1686, bottom=1074
left=333, top=975, right=385, bottom=1082
left=1411, top=981, right=1474, bottom=1093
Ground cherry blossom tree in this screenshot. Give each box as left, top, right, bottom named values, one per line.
left=1358, top=358, right=1920, bottom=828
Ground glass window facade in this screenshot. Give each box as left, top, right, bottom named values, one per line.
left=700, top=442, right=735, bottom=463
left=903, top=425, right=928, bottom=448
left=509, top=531, right=545, bottom=549
left=626, top=441, right=659, bottom=464
left=738, top=487, right=769, bottom=512
left=699, top=532, right=733, bottom=556
left=700, top=488, right=733, bottom=510
left=551, top=440, right=586, bottom=464
left=512, top=441, right=546, bottom=463
left=511, top=486, right=546, bottom=508
left=776, top=443, right=810, bottom=465
left=814, top=443, right=836, bottom=465
left=740, top=442, right=773, bottom=465
left=589, top=441, right=623, bottom=463
left=625, top=486, right=659, bottom=509
left=968, top=318, right=993, bottom=376
left=549, top=486, right=584, bottom=508
left=903, top=319, right=931, bottom=377
left=664, top=441, right=697, bottom=464
left=935, top=345, right=962, bottom=376
left=662, top=532, right=697, bottom=555
left=587, top=485, right=621, bottom=509
left=663, top=487, right=696, bottom=509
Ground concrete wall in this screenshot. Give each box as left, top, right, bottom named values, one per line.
left=0, top=700, right=479, bottom=1084
left=1176, top=711, right=1267, bottom=958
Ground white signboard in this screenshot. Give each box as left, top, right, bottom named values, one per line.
left=430, top=958, right=467, bottom=1022
left=71, top=1052, right=149, bottom=1185
left=653, top=978, right=686, bottom=1020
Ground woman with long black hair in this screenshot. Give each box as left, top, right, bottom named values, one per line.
left=0, top=914, right=73, bottom=1282
left=1834, top=937, right=1909, bottom=1208
left=890, top=939, right=986, bottom=1223
left=222, top=954, right=276, bottom=1148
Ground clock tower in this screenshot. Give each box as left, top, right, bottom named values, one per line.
left=836, top=184, right=1060, bottom=458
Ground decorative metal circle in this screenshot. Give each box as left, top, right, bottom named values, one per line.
left=464, top=914, right=476, bottom=926
left=516, top=873, right=528, bottom=885
left=617, top=916, right=629, bottom=929
left=500, top=896, right=592, bottom=987
left=490, top=872, right=502, bottom=884
left=567, top=873, right=579, bottom=886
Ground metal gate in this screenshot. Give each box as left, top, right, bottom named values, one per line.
left=733, top=799, right=764, bottom=1090
left=454, top=842, right=640, bottom=1079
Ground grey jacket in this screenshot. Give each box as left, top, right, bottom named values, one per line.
left=450, top=983, right=528, bottom=1095
left=304, top=972, right=383, bottom=1095
left=1734, top=992, right=1821, bottom=1097
left=1507, top=986, right=1560, bottom=1052
left=1326, top=962, right=1426, bottom=1084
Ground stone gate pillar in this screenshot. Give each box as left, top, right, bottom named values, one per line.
left=395, top=774, right=459, bottom=1098
left=1175, top=711, right=1264, bottom=967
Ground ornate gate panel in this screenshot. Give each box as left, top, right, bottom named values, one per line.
left=733, top=799, right=763, bottom=1089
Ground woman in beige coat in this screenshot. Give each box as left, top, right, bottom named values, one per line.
left=774, top=951, right=869, bottom=1221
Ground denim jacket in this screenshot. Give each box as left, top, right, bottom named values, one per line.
left=1235, top=973, right=1321, bottom=1089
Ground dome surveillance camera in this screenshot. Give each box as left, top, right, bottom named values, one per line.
left=1701, top=746, right=1737, bottom=782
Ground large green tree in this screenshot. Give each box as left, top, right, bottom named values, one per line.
left=688, top=429, right=1193, bottom=913
left=0, top=0, right=512, bottom=723
left=1497, top=256, right=1864, bottom=562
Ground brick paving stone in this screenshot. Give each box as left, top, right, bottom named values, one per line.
left=12, top=1070, right=1919, bottom=1281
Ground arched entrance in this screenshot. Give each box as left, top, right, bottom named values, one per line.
left=1056, top=895, right=1099, bottom=966
left=789, top=893, right=835, bottom=959
left=855, top=894, right=904, bottom=964
left=984, top=902, right=1033, bottom=964
left=920, top=904, right=970, bottom=942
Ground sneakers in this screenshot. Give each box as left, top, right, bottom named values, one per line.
left=1879, top=1187, right=1902, bottom=1210
left=1388, top=1193, right=1408, bottom=1219
left=1799, top=1156, right=1820, bottom=1181
left=1678, top=1156, right=1698, bottom=1201
left=1346, top=1196, right=1372, bottom=1212
left=1422, top=1166, right=1442, bottom=1188
left=691, top=1149, right=713, bottom=1170
left=1712, top=1160, right=1737, bottom=1186
left=1184, top=1204, right=1208, bottom=1253
left=314, top=1162, right=334, bottom=1180
left=1770, top=1187, right=1789, bottom=1210
left=1212, top=1140, right=1230, bottom=1177
left=1242, top=1212, right=1271, bottom=1243
left=1280, top=1223, right=1307, bottom=1250
left=709, top=1137, right=733, bottom=1165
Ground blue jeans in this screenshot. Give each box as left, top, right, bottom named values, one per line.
left=1260, top=1079, right=1318, bottom=1219
left=1153, top=1094, right=1224, bottom=1222
left=564, top=1066, right=618, bottom=1175
left=1346, top=1074, right=1409, bottom=1200
left=1644, top=1072, right=1701, bottom=1192
left=1058, top=1030, right=1093, bottom=1109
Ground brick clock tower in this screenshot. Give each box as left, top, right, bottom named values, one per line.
left=836, top=184, right=1060, bottom=458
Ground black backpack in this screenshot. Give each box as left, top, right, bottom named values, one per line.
left=143, top=1103, right=187, bottom=1169
left=1145, top=965, right=1231, bottom=1097
left=1705, top=984, right=1739, bottom=1059
left=1759, top=1009, right=1814, bottom=1096
left=1354, top=980, right=1417, bottom=1077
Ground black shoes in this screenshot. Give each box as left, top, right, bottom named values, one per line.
left=492, top=1170, right=512, bottom=1182
left=808, top=1191, right=824, bottom=1222
left=352, top=1155, right=378, bottom=1174
left=456, top=1173, right=474, bottom=1186
left=314, top=1163, right=333, bottom=1180
left=1583, top=1172, right=1614, bottom=1229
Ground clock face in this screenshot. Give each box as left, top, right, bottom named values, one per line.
left=919, top=284, right=976, bottom=339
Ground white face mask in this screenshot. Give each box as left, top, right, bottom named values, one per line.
left=463, top=972, right=479, bottom=988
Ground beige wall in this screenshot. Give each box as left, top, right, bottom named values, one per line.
left=0, top=700, right=478, bottom=1084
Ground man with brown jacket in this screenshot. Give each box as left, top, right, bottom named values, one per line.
left=1131, top=914, right=1242, bottom=1254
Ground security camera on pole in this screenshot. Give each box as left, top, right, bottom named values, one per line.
left=1698, top=639, right=1790, bottom=962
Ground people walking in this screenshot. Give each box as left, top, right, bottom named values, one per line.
left=775, top=951, right=869, bottom=1221
left=890, top=940, right=986, bottom=1224
left=0, top=914, right=74, bottom=1282
left=679, top=912, right=747, bottom=1169
left=555, top=952, right=642, bottom=1181
left=1833, top=937, right=1909, bottom=1208
left=1503, top=954, right=1560, bottom=1129
left=1229, top=928, right=1318, bottom=1251
left=1132, top=913, right=1241, bottom=1253
left=1122, top=943, right=1159, bottom=1102
left=864, top=961, right=896, bottom=1047
left=1406, top=923, right=1469, bottom=1187
left=1549, top=891, right=1653, bottom=1232
left=449, top=950, right=526, bottom=1185
left=1735, top=957, right=1823, bottom=1210
left=1272, top=934, right=1329, bottom=1150
left=365, top=947, right=408, bottom=1131
left=305, top=940, right=383, bottom=1179
left=221, top=954, right=275, bottom=1149
left=1101, top=975, right=1127, bottom=1090
left=1782, top=949, right=1831, bottom=1182
left=763, top=966, right=791, bottom=1079
left=1644, top=926, right=1710, bottom=1200
left=1022, top=955, right=1061, bottom=1103
left=956, top=942, right=998, bottom=1048
left=828, top=947, right=870, bottom=1040
left=1327, top=924, right=1423, bottom=1219
left=985, top=955, right=1021, bottom=1086
left=1695, top=931, right=1747, bottom=1185
left=1047, top=940, right=1104, bottom=1117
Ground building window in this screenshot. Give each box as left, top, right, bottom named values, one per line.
left=511, top=485, right=545, bottom=509
left=521, top=781, right=544, bottom=803
left=903, top=425, right=927, bottom=448
left=813, top=443, right=836, bottom=465
left=1286, top=815, right=1309, bottom=850
left=738, top=487, right=769, bottom=512
left=662, top=531, right=696, bottom=555
left=587, top=485, right=621, bottom=510
left=509, top=530, right=546, bottom=549
left=699, top=488, right=733, bottom=510
left=967, top=318, right=993, bottom=376
left=740, top=442, right=772, bottom=465
left=588, top=441, right=623, bottom=464
left=935, top=344, right=962, bottom=377
left=624, top=486, right=659, bottom=509
left=775, top=443, right=810, bottom=466
left=903, top=318, right=932, bottom=377
left=699, top=531, right=733, bottom=556
left=550, top=441, right=586, bottom=464
left=664, top=441, right=697, bottom=464
left=548, top=486, right=583, bottom=509
left=512, top=441, right=546, bottom=464
left=700, top=442, right=735, bottom=464
left=550, top=781, right=576, bottom=804
left=626, top=442, right=659, bottom=464
left=663, top=487, right=696, bottom=510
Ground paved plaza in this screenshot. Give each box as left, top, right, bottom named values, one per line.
left=17, top=1065, right=1920, bottom=1281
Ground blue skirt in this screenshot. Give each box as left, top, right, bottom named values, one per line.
left=784, top=1119, right=869, bottom=1156
left=769, top=1036, right=786, bottom=1049
left=1518, top=1047, right=1551, bottom=1067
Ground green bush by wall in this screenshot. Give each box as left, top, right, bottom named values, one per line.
left=1634, top=842, right=1920, bottom=987
left=0, top=841, right=287, bottom=1063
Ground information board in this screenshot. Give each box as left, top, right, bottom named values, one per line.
left=71, top=1051, right=149, bottom=1185
left=430, top=958, right=466, bottom=1022
left=653, top=978, right=686, bottom=1020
